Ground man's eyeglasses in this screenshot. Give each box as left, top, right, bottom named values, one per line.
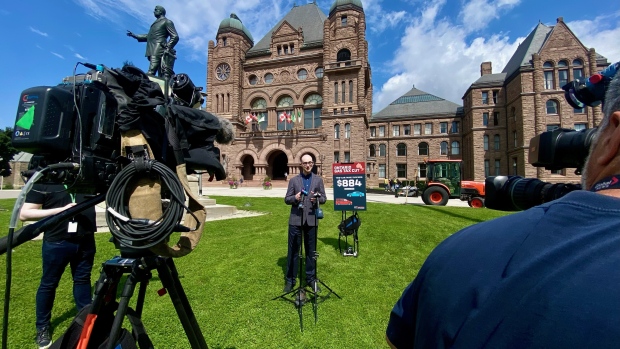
left=302, top=162, right=314, bottom=165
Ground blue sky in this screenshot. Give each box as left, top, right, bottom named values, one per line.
left=2, top=0, right=619, bottom=129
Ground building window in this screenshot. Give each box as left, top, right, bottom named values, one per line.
left=573, top=59, right=583, bottom=80
left=337, top=49, right=351, bottom=62
left=512, top=157, right=518, bottom=175
left=492, top=90, right=498, bottom=104
left=342, top=81, right=345, bottom=102
left=418, top=142, right=429, bottom=156
left=547, top=124, right=560, bottom=131
left=277, top=46, right=281, bottom=55
left=379, top=126, right=385, bottom=137
left=574, top=106, right=585, bottom=114
left=345, top=123, right=351, bottom=139
left=558, top=60, right=568, bottom=88
left=378, top=164, right=386, bottom=178
left=574, top=123, right=587, bottom=131
left=513, top=131, right=518, bottom=148
left=418, top=163, right=427, bottom=178
left=483, top=135, right=489, bottom=150
left=222, top=37, right=227, bottom=46
left=379, top=144, right=386, bottom=156
left=482, top=91, right=489, bottom=104
left=349, top=80, right=353, bottom=103
left=334, top=151, right=340, bottom=163
left=493, top=112, right=499, bottom=126
left=494, top=134, right=500, bottom=150
left=424, top=123, right=432, bottom=135
left=451, top=121, right=459, bottom=133
left=334, top=82, right=338, bottom=103
left=404, top=125, right=411, bottom=135
left=369, top=145, right=376, bottom=157
left=341, top=15, right=347, bottom=26
left=370, top=126, right=376, bottom=137
left=393, top=125, right=400, bottom=136
left=550, top=169, right=562, bottom=175
left=264, top=73, right=274, bottom=84
left=397, top=143, right=406, bottom=156
left=495, top=159, right=501, bottom=176
left=290, top=44, right=294, bottom=54
left=414, top=124, right=421, bottom=135
left=440, top=141, right=448, bottom=155
left=396, top=164, right=407, bottom=178
left=451, top=141, right=460, bottom=155
left=440, top=122, right=447, bottom=134
left=315, top=67, right=324, bottom=79
left=249, top=75, right=258, bottom=85
left=297, top=69, right=307, bottom=81
left=344, top=151, right=350, bottom=163
left=483, top=112, right=489, bottom=126
left=334, top=124, right=340, bottom=139
left=544, top=61, right=555, bottom=89
left=484, top=160, right=490, bottom=177
left=546, top=100, right=559, bottom=114
left=284, top=45, right=289, bottom=54
left=303, top=108, right=322, bottom=129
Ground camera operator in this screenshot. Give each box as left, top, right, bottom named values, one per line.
left=20, top=183, right=97, bottom=349
left=386, top=71, right=620, bottom=348
left=283, top=155, right=326, bottom=293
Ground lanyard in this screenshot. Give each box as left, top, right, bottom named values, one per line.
left=63, top=185, right=76, bottom=203
left=590, top=175, right=620, bottom=192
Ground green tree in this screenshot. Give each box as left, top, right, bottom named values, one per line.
left=0, top=128, right=19, bottom=176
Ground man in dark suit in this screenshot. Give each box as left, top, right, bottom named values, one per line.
left=127, top=5, right=179, bottom=77
left=283, top=154, right=327, bottom=293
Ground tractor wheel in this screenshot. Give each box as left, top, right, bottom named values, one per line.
left=422, top=187, right=449, bottom=206
left=469, top=197, right=485, bottom=208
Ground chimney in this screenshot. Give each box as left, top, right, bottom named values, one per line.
left=480, top=62, right=492, bottom=76
left=557, top=17, right=563, bottom=23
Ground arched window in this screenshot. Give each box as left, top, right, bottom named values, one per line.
left=369, top=144, right=376, bottom=157
left=494, top=134, right=500, bottom=150
left=572, top=58, right=584, bottom=80
left=349, top=80, right=354, bottom=103
left=543, top=61, right=554, bottom=89
left=418, top=142, right=429, bottom=156
left=277, top=95, right=294, bottom=130
left=337, top=49, right=351, bottom=62
left=397, top=143, right=406, bottom=156
left=440, top=141, right=448, bottom=155
left=379, top=144, right=386, bottom=156
left=483, top=135, right=489, bottom=151
left=546, top=100, right=559, bottom=114
left=558, top=60, right=568, bottom=87
left=451, top=141, right=460, bottom=155
left=345, top=123, right=351, bottom=139
left=304, top=93, right=323, bottom=129
left=251, top=97, right=268, bottom=131
left=334, top=124, right=340, bottom=139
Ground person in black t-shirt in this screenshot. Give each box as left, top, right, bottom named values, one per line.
left=20, top=183, right=97, bottom=349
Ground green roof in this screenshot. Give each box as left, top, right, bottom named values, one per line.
left=390, top=94, right=444, bottom=105
left=330, top=0, right=364, bottom=13
left=218, top=13, right=254, bottom=43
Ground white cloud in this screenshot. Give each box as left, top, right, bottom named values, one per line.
left=29, top=26, right=48, bottom=37
left=460, top=0, right=521, bottom=32
left=361, top=0, right=407, bottom=33
left=567, top=13, right=620, bottom=65
left=75, top=53, right=87, bottom=60
left=373, top=0, right=522, bottom=111
left=51, top=52, right=65, bottom=59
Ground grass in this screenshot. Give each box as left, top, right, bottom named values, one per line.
left=0, top=197, right=510, bottom=348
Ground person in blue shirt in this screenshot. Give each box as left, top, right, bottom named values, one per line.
left=387, top=70, right=620, bottom=348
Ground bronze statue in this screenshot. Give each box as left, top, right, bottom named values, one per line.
left=127, top=5, right=179, bottom=77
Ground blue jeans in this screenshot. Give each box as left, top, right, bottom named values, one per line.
left=36, top=236, right=96, bottom=330
left=285, top=224, right=317, bottom=286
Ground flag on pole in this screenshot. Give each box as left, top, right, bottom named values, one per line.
left=297, top=110, right=303, bottom=123
left=258, top=114, right=265, bottom=123
left=245, top=114, right=252, bottom=124
left=286, top=112, right=292, bottom=123
left=291, top=111, right=297, bottom=123
left=251, top=113, right=258, bottom=121
left=279, top=113, right=286, bottom=122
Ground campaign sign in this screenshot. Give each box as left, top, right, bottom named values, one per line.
left=333, top=162, right=367, bottom=211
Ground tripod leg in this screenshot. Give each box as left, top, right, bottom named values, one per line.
left=157, top=258, right=209, bottom=349
left=105, top=265, right=141, bottom=349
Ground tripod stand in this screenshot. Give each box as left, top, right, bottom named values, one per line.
left=78, top=251, right=208, bottom=349
left=272, top=193, right=340, bottom=331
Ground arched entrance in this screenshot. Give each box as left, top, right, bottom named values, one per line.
left=241, top=155, right=255, bottom=180
left=268, top=151, right=289, bottom=179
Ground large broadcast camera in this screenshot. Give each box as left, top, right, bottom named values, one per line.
left=485, top=61, right=619, bottom=211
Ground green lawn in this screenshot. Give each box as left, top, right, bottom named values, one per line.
left=0, top=197, right=509, bottom=348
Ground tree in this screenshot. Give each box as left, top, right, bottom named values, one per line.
left=0, top=128, right=19, bottom=177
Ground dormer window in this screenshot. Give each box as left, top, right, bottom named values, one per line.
left=290, top=44, right=294, bottom=54
left=341, top=15, right=347, bottom=26
left=223, top=37, right=227, bottom=46
left=284, top=45, right=289, bottom=54
left=277, top=46, right=281, bottom=55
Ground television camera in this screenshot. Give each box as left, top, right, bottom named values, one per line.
left=485, top=61, right=619, bottom=211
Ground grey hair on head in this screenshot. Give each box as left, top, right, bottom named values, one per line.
left=595, top=65, right=620, bottom=134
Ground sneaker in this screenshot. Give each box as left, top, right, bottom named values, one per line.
left=307, top=280, right=321, bottom=293
left=36, top=327, right=52, bottom=349
left=283, top=282, right=294, bottom=293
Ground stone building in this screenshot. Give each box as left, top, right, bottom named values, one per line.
left=462, top=17, right=609, bottom=182
left=206, top=0, right=372, bottom=183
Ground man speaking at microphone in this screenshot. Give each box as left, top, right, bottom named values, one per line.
left=283, top=154, right=326, bottom=293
